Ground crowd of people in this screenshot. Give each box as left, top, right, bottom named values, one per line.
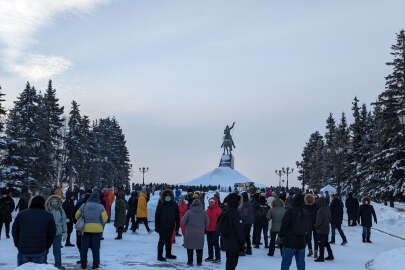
left=0, top=185, right=379, bottom=270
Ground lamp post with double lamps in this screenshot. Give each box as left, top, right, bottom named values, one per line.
left=139, top=167, right=149, bottom=185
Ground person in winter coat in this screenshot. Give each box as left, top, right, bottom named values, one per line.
left=329, top=194, right=347, bottom=245
left=75, top=189, right=108, bottom=269
left=12, top=195, right=56, bottom=266
left=205, top=197, right=222, bottom=263
left=103, top=190, right=111, bottom=222
left=239, top=192, right=255, bottom=255
left=62, top=192, right=76, bottom=247
left=216, top=193, right=244, bottom=270
left=155, top=190, right=180, bottom=261
left=46, top=195, right=68, bottom=269
left=114, top=191, right=127, bottom=240
left=15, top=189, right=30, bottom=212
left=134, top=189, right=151, bottom=232
left=125, top=191, right=138, bottom=232
left=0, top=189, right=15, bottom=239
left=74, top=191, right=90, bottom=258
left=253, top=196, right=270, bottom=249
left=182, top=199, right=209, bottom=266
left=279, top=194, right=307, bottom=270
left=314, top=197, right=333, bottom=262
left=178, top=196, right=188, bottom=239
left=267, top=197, right=286, bottom=256
left=358, top=197, right=377, bottom=243
left=175, top=189, right=182, bottom=202
left=303, top=194, right=317, bottom=258
left=346, top=192, right=359, bottom=226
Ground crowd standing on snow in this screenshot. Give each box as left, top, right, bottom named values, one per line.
left=0, top=185, right=380, bottom=270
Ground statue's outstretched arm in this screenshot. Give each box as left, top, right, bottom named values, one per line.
left=230, top=122, right=235, bottom=130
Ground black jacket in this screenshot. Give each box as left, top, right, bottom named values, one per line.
left=12, top=208, right=56, bottom=254
left=127, top=194, right=138, bottom=216
left=279, top=195, right=308, bottom=250
left=155, top=200, right=180, bottom=234
left=330, top=198, right=344, bottom=225
left=303, top=204, right=317, bottom=232
left=63, top=198, right=76, bottom=224
left=16, top=193, right=30, bottom=212
left=345, top=195, right=359, bottom=216
left=0, top=196, right=15, bottom=222
left=254, top=201, right=270, bottom=225
left=216, top=206, right=244, bottom=253
left=358, top=204, right=377, bottom=228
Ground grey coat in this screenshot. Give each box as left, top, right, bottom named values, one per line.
left=182, top=199, right=209, bottom=250
left=46, top=195, right=67, bottom=236
left=267, top=198, right=286, bottom=232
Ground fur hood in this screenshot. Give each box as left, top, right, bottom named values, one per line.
left=45, top=195, right=63, bottom=211
left=160, top=189, right=174, bottom=202
left=304, top=194, right=315, bottom=205
left=271, top=197, right=285, bottom=208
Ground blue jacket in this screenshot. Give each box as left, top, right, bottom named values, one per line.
left=12, top=208, right=56, bottom=254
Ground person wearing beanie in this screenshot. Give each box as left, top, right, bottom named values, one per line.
left=216, top=193, right=244, bottom=270
left=12, top=195, right=56, bottom=266
left=205, top=197, right=222, bottom=263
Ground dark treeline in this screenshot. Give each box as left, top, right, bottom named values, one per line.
left=0, top=80, right=131, bottom=191
left=296, top=30, right=405, bottom=201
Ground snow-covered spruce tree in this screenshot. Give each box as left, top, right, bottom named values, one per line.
left=3, top=83, right=42, bottom=185
left=297, top=131, right=325, bottom=191
left=370, top=30, right=405, bottom=198
left=324, top=113, right=337, bottom=185
left=65, top=100, right=83, bottom=187
left=0, top=85, right=6, bottom=133
left=335, top=112, right=351, bottom=194
left=349, top=97, right=363, bottom=193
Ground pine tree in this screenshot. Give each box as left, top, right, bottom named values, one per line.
left=0, top=86, right=6, bottom=133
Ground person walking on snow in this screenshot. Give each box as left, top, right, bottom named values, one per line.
left=239, top=192, right=255, bottom=255
left=303, top=194, right=317, bottom=258
left=253, top=196, right=269, bottom=249
left=155, top=190, right=180, bottom=261
left=314, top=197, right=334, bottom=262
left=114, top=191, right=127, bottom=240
left=267, top=196, right=286, bottom=256
left=329, top=194, right=347, bottom=245
left=134, top=188, right=151, bottom=233
left=205, top=197, right=222, bottom=263
left=46, top=195, right=68, bottom=270
left=182, top=199, right=209, bottom=266
left=358, top=197, right=377, bottom=243
left=124, top=191, right=138, bottom=232
left=0, top=188, right=15, bottom=239
left=178, top=196, right=188, bottom=239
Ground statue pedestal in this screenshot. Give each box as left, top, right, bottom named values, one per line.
left=219, top=154, right=234, bottom=169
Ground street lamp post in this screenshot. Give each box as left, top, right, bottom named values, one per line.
left=282, top=167, right=294, bottom=190
left=275, top=170, right=283, bottom=187
left=139, top=167, right=149, bottom=185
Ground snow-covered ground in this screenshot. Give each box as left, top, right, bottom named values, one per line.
left=1, top=194, right=405, bottom=270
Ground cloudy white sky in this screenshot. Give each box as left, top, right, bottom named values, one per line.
left=0, top=0, right=404, bottom=186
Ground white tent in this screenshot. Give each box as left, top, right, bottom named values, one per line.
left=320, top=184, right=336, bottom=194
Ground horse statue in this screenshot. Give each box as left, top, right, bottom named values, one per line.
left=221, top=122, right=236, bottom=155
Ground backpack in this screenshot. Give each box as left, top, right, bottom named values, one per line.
left=75, top=204, right=86, bottom=233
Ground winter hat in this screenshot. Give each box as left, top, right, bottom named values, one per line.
left=225, top=193, right=241, bottom=209
left=29, top=195, right=45, bottom=209
left=193, top=194, right=199, bottom=199
left=292, top=194, right=304, bottom=207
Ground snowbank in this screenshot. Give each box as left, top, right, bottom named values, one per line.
left=368, top=247, right=405, bottom=270
left=14, top=263, right=58, bottom=270
left=372, top=202, right=405, bottom=238
left=184, top=167, right=251, bottom=187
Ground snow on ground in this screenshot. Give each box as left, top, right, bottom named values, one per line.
left=367, top=247, right=405, bottom=270
left=370, top=202, right=405, bottom=238
left=1, top=195, right=405, bottom=270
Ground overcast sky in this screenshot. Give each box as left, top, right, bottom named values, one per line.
left=0, top=0, right=404, bottom=186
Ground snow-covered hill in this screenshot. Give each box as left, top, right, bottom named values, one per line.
left=184, top=167, right=251, bottom=187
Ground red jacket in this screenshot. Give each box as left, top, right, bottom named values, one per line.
left=205, top=197, right=222, bottom=231
left=179, top=203, right=188, bottom=219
